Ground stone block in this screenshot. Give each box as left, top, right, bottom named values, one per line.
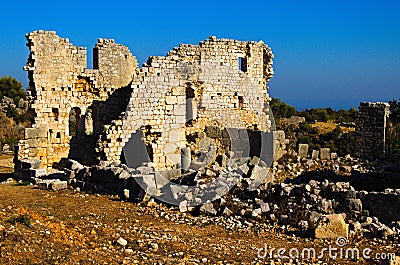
left=20, top=159, right=42, bottom=169
left=31, top=168, right=47, bottom=178
left=249, top=156, right=260, bottom=166
left=200, top=202, right=217, bottom=215
left=37, top=179, right=57, bottom=190
left=315, top=214, right=348, bottom=240
left=180, top=147, right=191, bottom=170
left=298, top=144, right=309, bottom=158
left=236, top=163, right=249, bottom=175
left=25, top=128, right=47, bottom=139
left=311, top=150, right=319, bottom=160
left=165, top=96, right=177, bottom=105
left=189, top=160, right=206, bottom=171
left=320, top=148, right=331, bottom=160
left=345, top=198, right=362, bottom=212
left=50, top=181, right=68, bottom=191
left=273, top=130, right=286, bottom=142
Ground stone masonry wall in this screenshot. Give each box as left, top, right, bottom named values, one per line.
left=16, top=31, right=138, bottom=168
left=99, top=37, right=274, bottom=169
left=355, top=102, right=390, bottom=160
left=17, top=32, right=274, bottom=171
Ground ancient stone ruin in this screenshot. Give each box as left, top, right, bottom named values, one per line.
left=14, top=30, right=275, bottom=173
left=355, top=102, right=390, bottom=160
left=10, top=31, right=400, bottom=247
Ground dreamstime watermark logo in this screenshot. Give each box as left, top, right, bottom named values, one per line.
left=123, top=61, right=276, bottom=206
left=257, top=237, right=396, bottom=261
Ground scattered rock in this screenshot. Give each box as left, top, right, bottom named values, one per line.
left=116, top=237, right=128, bottom=247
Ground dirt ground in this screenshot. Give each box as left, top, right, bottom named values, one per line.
left=0, top=154, right=398, bottom=264
left=0, top=183, right=398, bottom=265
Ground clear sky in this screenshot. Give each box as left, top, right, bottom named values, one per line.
left=0, top=0, right=399, bottom=110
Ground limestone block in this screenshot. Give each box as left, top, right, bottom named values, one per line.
left=164, top=143, right=178, bottom=154
left=315, top=214, right=348, bottom=240
left=173, top=105, right=186, bottom=116
left=50, top=181, right=68, bottom=191
left=319, top=148, right=331, bottom=160
left=37, top=179, right=67, bottom=191
left=20, top=159, right=42, bottom=169
left=165, top=96, right=177, bottom=105
left=166, top=154, right=181, bottom=165
left=25, top=128, right=47, bottom=139
left=311, top=150, right=319, bottom=160
left=180, top=147, right=191, bottom=170
left=298, top=144, right=309, bottom=158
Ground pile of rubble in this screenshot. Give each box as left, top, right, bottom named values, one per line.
left=15, top=150, right=400, bottom=243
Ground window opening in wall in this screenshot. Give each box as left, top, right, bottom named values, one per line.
left=238, top=96, right=244, bottom=109
left=69, top=107, right=82, bottom=137
left=186, top=84, right=197, bottom=122
left=52, top=108, right=59, bottom=121
left=238, top=57, right=247, bottom=72
left=56, top=132, right=61, bottom=138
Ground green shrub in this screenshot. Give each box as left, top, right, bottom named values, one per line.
left=8, top=214, right=32, bottom=227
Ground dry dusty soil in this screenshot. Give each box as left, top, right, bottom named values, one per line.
left=0, top=184, right=398, bottom=265
left=0, top=154, right=398, bottom=264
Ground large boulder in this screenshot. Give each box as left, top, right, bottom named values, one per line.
left=315, top=214, right=348, bottom=240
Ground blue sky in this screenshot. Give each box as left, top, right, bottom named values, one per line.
left=0, top=0, right=399, bottom=110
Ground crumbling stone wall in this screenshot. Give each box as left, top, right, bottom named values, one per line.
left=100, top=37, right=274, bottom=169
left=16, top=31, right=274, bottom=171
left=16, top=30, right=138, bottom=168
left=355, top=102, right=390, bottom=160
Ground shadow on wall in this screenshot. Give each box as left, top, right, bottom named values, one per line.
left=120, top=130, right=151, bottom=168
left=67, top=85, right=133, bottom=165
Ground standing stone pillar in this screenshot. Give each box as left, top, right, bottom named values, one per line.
left=181, top=147, right=191, bottom=170
left=355, top=102, right=390, bottom=160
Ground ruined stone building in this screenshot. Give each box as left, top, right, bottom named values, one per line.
left=355, top=102, right=390, bottom=160
left=15, top=30, right=275, bottom=171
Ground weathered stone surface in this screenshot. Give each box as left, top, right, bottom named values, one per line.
left=319, top=148, right=331, bottom=160
left=116, top=237, right=128, bottom=247
left=355, top=102, right=390, bottom=160
left=16, top=31, right=275, bottom=172
left=20, top=159, right=42, bottom=169
left=311, top=150, right=319, bottom=160
left=298, top=144, right=309, bottom=158
left=16, top=168, right=47, bottom=180
left=50, top=181, right=68, bottom=191
left=345, top=198, right=362, bottom=212
left=315, top=214, right=348, bottom=239
left=24, top=128, right=47, bottom=139
left=200, top=203, right=217, bottom=215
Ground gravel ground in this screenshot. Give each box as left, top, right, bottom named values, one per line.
left=0, top=183, right=398, bottom=264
